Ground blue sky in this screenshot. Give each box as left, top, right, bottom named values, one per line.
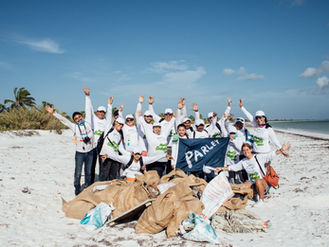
left=1, top=0, right=329, bottom=120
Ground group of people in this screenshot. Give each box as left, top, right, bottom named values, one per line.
left=46, top=88, right=290, bottom=200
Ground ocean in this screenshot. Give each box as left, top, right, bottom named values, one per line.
left=269, top=120, right=329, bottom=136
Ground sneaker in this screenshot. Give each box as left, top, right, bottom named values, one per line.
left=253, top=200, right=264, bottom=208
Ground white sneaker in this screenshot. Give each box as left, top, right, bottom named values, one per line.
left=253, top=200, right=264, bottom=208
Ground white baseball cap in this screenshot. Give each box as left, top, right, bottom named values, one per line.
left=165, top=108, right=173, bottom=114
left=255, top=110, right=266, bottom=117
left=183, top=117, right=191, bottom=123
left=195, top=119, right=205, bottom=126
left=133, top=146, right=142, bottom=154
left=228, top=125, right=237, bottom=134
left=125, top=114, right=134, bottom=120
left=115, top=117, right=125, bottom=125
left=207, top=112, right=213, bottom=118
left=144, top=110, right=152, bottom=116
left=234, top=117, right=245, bottom=125
left=153, top=121, right=162, bottom=127
left=97, top=106, right=106, bottom=112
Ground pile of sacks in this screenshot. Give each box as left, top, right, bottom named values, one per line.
left=62, top=169, right=260, bottom=237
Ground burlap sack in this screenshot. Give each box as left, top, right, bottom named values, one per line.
left=135, top=170, right=160, bottom=186
left=135, top=182, right=204, bottom=237
left=111, top=182, right=151, bottom=218
left=158, top=169, right=208, bottom=194
left=62, top=173, right=157, bottom=220
left=62, top=180, right=126, bottom=220
left=216, top=183, right=253, bottom=213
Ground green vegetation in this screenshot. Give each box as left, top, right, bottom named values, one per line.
left=0, top=87, right=69, bottom=133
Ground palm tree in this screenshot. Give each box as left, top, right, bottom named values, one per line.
left=4, top=87, right=36, bottom=109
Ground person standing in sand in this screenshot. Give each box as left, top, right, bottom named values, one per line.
left=239, top=99, right=289, bottom=157
left=215, top=142, right=291, bottom=203
left=83, top=87, right=113, bottom=183
left=46, top=105, right=94, bottom=195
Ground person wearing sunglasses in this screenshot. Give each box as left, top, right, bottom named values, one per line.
left=239, top=99, right=288, bottom=157
left=45, top=105, right=94, bottom=196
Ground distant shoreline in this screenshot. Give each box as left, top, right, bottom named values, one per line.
left=274, top=128, right=329, bottom=141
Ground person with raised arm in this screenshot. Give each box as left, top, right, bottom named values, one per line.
left=46, top=105, right=94, bottom=195
left=192, top=103, right=216, bottom=138
left=239, top=99, right=288, bottom=157
left=118, top=96, right=147, bottom=154
left=205, top=98, right=232, bottom=138
left=83, top=87, right=113, bottom=183
left=215, top=142, right=290, bottom=203
left=148, top=96, right=177, bottom=144
left=137, top=109, right=175, bottom=177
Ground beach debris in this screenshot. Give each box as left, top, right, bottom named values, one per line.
left=80, top=202, right=115, bottom=230
left=200, top=172, right=234, bottom=219
left=22, top=187, right=31, bottom=194
left=211, top=210, right=266, bottom=233
left=180, top=213, right=219, bottom=243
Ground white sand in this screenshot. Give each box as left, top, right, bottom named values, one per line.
left=0, top=129, right=329, bottom=246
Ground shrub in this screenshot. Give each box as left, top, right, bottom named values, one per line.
left=0, top=106, right=68, bottom=133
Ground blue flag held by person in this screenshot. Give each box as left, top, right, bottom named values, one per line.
left=176, top=138, right=229, bottom=172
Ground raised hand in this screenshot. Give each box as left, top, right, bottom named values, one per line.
left=119, top=104, right=124, bottom=112
left=45, top=105, right=54, bottom=114
left=148, top=96, right=154, bottom=105
left=239, top=99, right=243, bottom=108
left=177, top=97, right=183, bottom=110
left=227, top=98, right=232, bottom=107
left=138, top=95, right=144, bottom=104
left=108, top=96, right=114, bottom=105
left=83, top=87, right=90, bottom=96
left=192, top=103, right=198, bottom=112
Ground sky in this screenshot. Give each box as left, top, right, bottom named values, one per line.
left=0, top=0, right=329, bottom=120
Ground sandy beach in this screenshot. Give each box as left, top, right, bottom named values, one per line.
left=0, top=129, right=328, bottom=247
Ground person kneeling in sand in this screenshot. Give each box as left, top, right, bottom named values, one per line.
left=215, top=142, right=290, bottom=203
left=100, top=147, right=172, bottom=180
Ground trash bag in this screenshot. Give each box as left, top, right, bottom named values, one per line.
left=135, top=182, right=204, bottom=237
left=80, top=202, right=115, bottom=230
left=200, top=172, right=234, bottom=219
left=180, top=213, right=219, bottom=243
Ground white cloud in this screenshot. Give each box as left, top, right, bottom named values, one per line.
left=316, top=76, right=329, bottom=88
left=222, top=65, right=264, bottom=81
left=18, top=38, right=64, bottom=54
left=164, top=67, right=206, bottom=83
left=237, top=73, right=264, bottom=81
left=300, top=67, right=318, bottom=78
left=237, top=66, right=247, bottom=75
left=222, top=68, right=235, bottom=75
left=320, top=60, right=329, bottom=73
left=149, top=60, right=188, bottom=73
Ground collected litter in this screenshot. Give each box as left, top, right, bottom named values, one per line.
left=61, top=169, right=268, bottom=242
left=80, top=202, right=115, bottom=230
left=180, top=213, right=219, bottom=243
left=211, top=210, right=266, bottom=233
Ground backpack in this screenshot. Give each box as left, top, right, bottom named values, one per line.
left=124, top=155, right=144, bottom=170
left=96, top=127, right=124, bottom=153
left=255, top=156, right=279, bottom=188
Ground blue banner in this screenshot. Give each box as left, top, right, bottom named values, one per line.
left=176, top=137, right=229, bottom=172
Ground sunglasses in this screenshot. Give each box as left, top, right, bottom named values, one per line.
left=134, top=153, right=141, bottom=155
left=145, top=115, right=153, bottom=117
left=97, top=111, right=106, bottom=113
left=126, top=118, right=134, bottom=122
left=165, top=113, right=173, bottom=116
left=255, top=116, right=265, bottom=120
